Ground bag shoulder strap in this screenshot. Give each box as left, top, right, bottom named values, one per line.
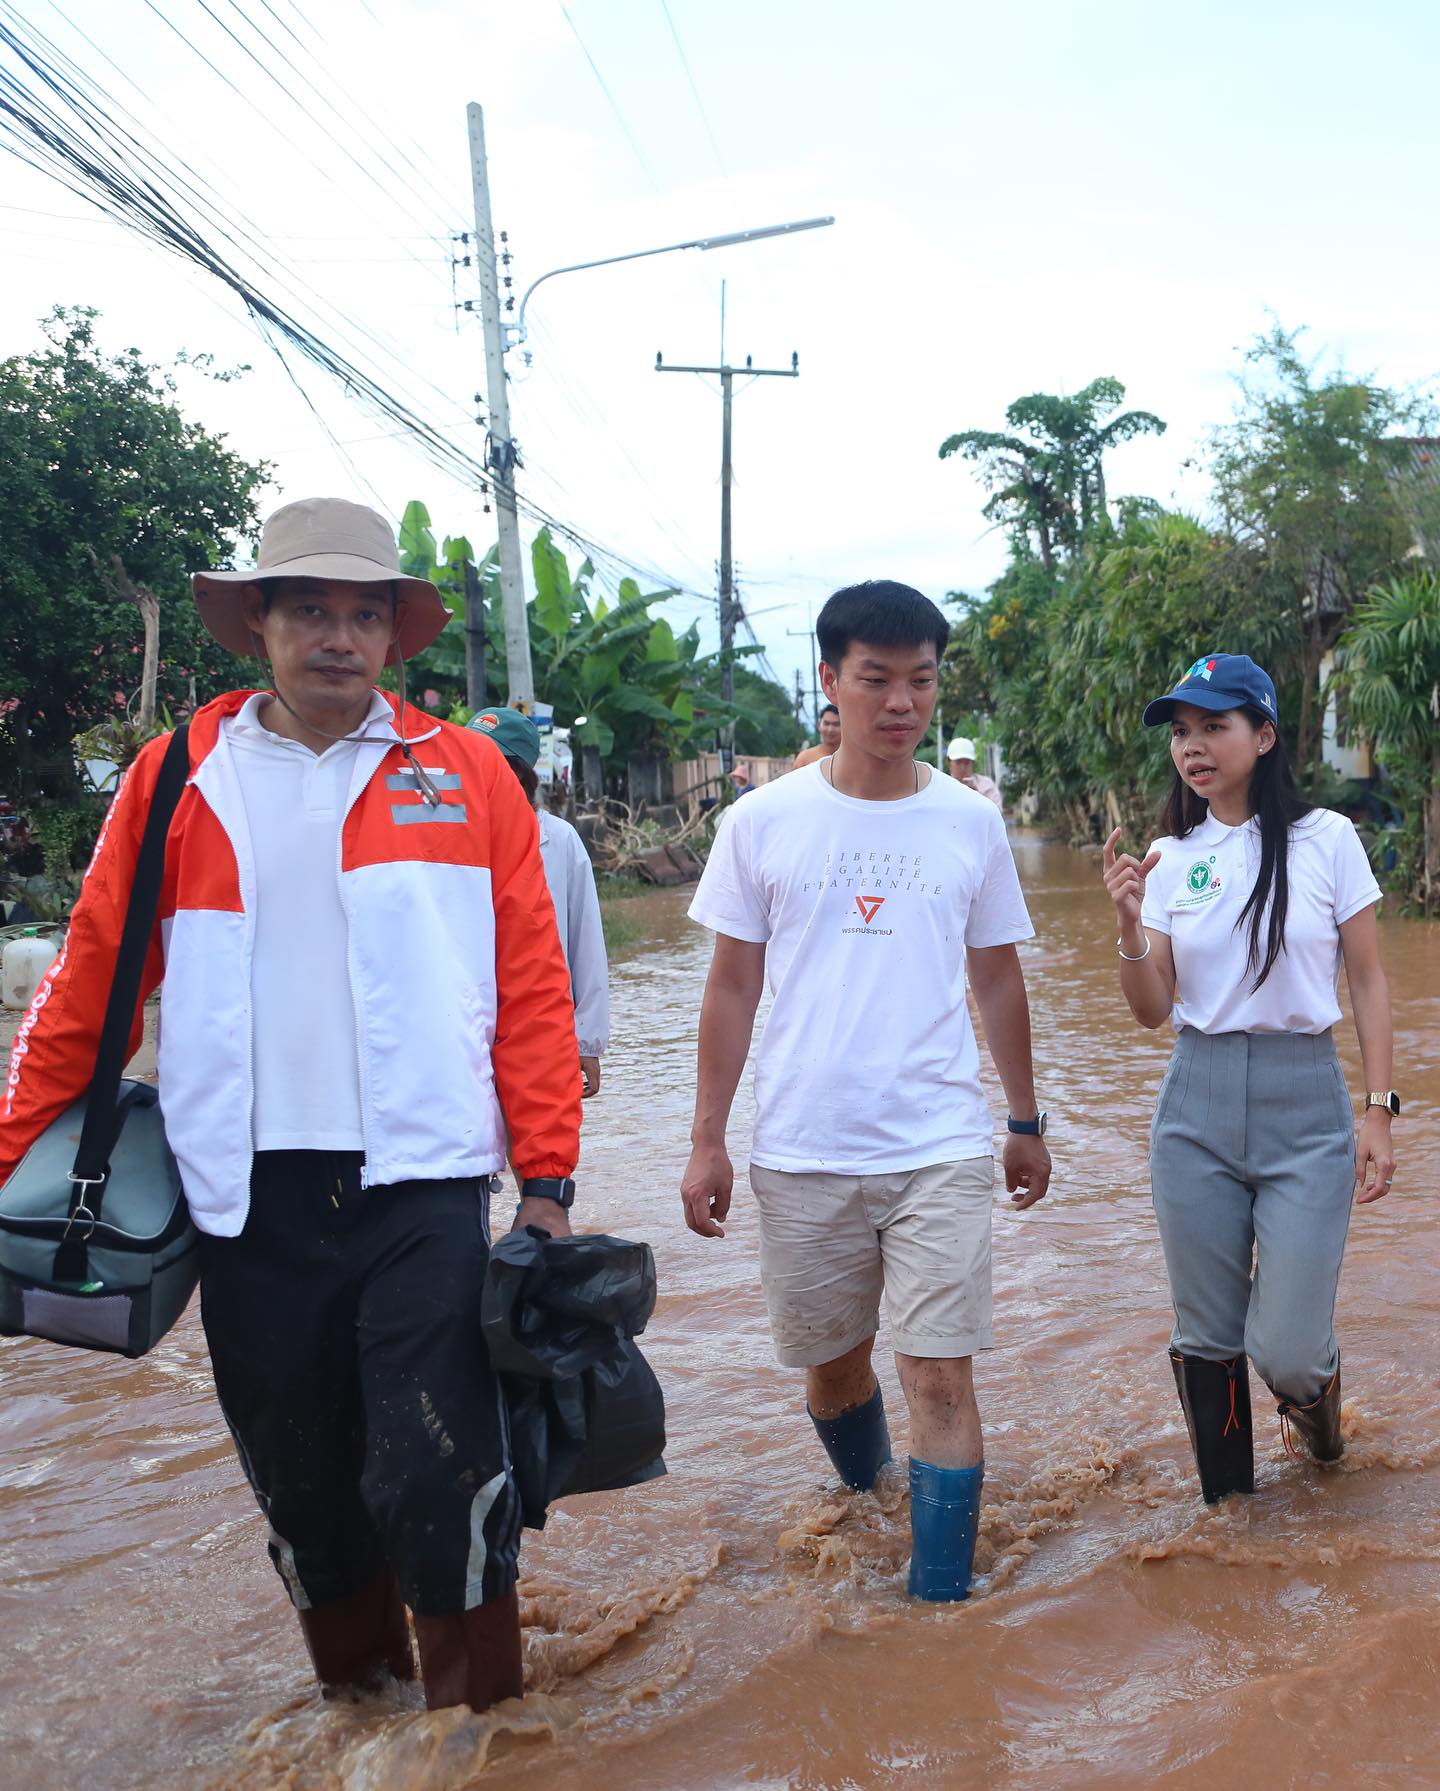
left=67, top=725, right=191, bottom=1214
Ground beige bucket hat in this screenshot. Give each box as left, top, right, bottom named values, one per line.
left=192, top=496, right=451, bottom=662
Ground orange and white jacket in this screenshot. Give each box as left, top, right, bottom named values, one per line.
left=0, top=690, right=582, bottom=1236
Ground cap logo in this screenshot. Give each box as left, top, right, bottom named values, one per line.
left=1261, top=691, right=1273, bottom=709
left=477, top=712, right=499, bottom=729
left=1178, top=656, right=1218, bottom=687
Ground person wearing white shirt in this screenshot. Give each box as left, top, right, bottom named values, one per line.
left=1102, top=653, right=1398, bottom=1505
left=468, top=706, right=609, bottom=1097
left=682, top=580, right=1051, bottom=1604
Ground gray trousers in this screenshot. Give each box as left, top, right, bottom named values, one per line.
left=1149, top=1027, right=1355, bottom=1403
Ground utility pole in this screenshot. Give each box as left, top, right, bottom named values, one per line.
left=466, top=103, right=534, bottom=708
left=462, top=559, right=487, bottom=709
left=656, top=349, right=799, bottom=767
left=786, top=605, right=820, bottom=730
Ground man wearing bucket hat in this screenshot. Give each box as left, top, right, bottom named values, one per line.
left=946, top=736, right=1002, bottom=812
left=0, top=497, right=583, bottom=1714
left=469, top=705, right=609, bottom=1097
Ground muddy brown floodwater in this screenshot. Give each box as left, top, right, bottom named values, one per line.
left=2, top=834, right=1438, bottom=1791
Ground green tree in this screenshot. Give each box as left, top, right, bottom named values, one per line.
left=941, top=508, right=1291, bottom=840
left=0, top=308, right=268, bottom=821
left=1334, top=571, right=1440, bottom=912
left=730, top=663, right=801, bottom=758
left=396, top=508, right=786, bottom=764
left=939, top=377, right=1166, bottom=569
left=1207, top=324, right=1431, bottom=782
left=395, top=498, right=500, bottom=708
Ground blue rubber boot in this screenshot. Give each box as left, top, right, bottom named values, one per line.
left=907, top=1457, right=984, bottom=1602
left=808, top=1384, right=893, bottom=1491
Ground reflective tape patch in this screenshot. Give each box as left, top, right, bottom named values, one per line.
left=385, top=771, right=460, bottom=791
left=464, top=1469, right=510, bottom=1607
left=390, top=803, right=468, bottom=825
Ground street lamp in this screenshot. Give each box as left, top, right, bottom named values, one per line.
left=511, top=215, right=834, bottom=351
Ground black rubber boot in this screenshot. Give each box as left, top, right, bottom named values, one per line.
left=1169, top=1349, right=1255, bottom=1504
left=297, top=1568, right=416, bottom=1694
left=1274, top=1360, right=1344, bottom=1464
left=413, top=1585, right=524, bottom=1713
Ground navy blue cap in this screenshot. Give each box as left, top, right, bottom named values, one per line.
left=1142, top=654, right=1277, bottom=727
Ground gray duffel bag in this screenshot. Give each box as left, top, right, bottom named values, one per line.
left=0, top=1080, right=197, bottom=1356
left=0, top=725, right=198, bottom=1358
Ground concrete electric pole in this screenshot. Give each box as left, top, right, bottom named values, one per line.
left=466, top=102, right=534, bottom=708
left=786, top=608, right=820, bottom=732
left=655, top=350, right=799, bottom=766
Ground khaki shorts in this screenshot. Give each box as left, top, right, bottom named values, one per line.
left=747, top=1157, right=994, bottom=1368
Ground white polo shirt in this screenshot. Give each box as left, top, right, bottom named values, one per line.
left=1141, top=807, right=1381, bottom=1036
left=689, top=763, right=1034, bottom=1174
left=224, top=692, right=396, bottom=1150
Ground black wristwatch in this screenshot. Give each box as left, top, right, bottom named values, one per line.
left=1007, top=1112, right=1048, bottom=1137
left=518, top=1176, right=577, bottom=1210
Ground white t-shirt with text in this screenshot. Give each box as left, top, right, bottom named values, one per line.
left=1141, top=807, right=1381, bottom=1035
left=689, top=763, right=1034, bottom=1174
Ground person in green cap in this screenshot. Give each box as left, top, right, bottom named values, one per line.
left=468, top=708, right=609, bottom=1096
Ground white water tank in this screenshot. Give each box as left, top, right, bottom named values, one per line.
left=2, top=929, right=60, bottom=1010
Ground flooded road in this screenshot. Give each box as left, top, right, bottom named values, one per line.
left=3, top=834, right=1438, bottom=1790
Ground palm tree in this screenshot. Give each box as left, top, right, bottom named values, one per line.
left=939, top=378, right=1165, bottom=567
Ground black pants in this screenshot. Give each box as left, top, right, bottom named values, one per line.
left=198, top=1152, right=521, bottom=1616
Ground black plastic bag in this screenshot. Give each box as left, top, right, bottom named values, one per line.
left=482, top=1228, right=667, bottom=1529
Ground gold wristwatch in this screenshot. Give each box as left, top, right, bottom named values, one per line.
left=1363, top=1091, right=1400, bottom=1117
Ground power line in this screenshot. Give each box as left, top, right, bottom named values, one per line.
left=657, top=0, right=726, bottom=178
left=4, top=4, right=474, bottom=431
left=213, top=0, right=463, bottom=233
left=156, top=0, right=460, bottom=295
left=558, top=2, right=664, bottom=197
left=2, top=9, right=740, bottom=644
left=0, top=15, right=491, bottom=493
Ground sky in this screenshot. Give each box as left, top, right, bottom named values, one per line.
left=4, top=0, right=1439, bottom=719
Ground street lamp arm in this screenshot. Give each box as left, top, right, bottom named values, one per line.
left=513, top=215, right=833, bottom=347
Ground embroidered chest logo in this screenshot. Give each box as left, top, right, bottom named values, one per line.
left=1176, top=854, right=1223, bottom=909
left=854, top=894, right=886, bottom=924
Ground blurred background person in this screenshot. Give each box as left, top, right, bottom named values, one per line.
left=947, top=735, right=1002, bottom=812
left=793, top=703, right=841, bottom=769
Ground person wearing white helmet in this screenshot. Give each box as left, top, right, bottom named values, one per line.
left=946, top=736, right=1002, bottom=812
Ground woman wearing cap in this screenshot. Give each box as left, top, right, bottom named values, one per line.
left=1101, top=653, right=1397, bottom=1504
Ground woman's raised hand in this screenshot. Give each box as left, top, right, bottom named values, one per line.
left=1103, top=827, right=1161, bottom=935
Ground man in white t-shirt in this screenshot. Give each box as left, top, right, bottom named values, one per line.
left=682, top=579, right=1051, bottom=1603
